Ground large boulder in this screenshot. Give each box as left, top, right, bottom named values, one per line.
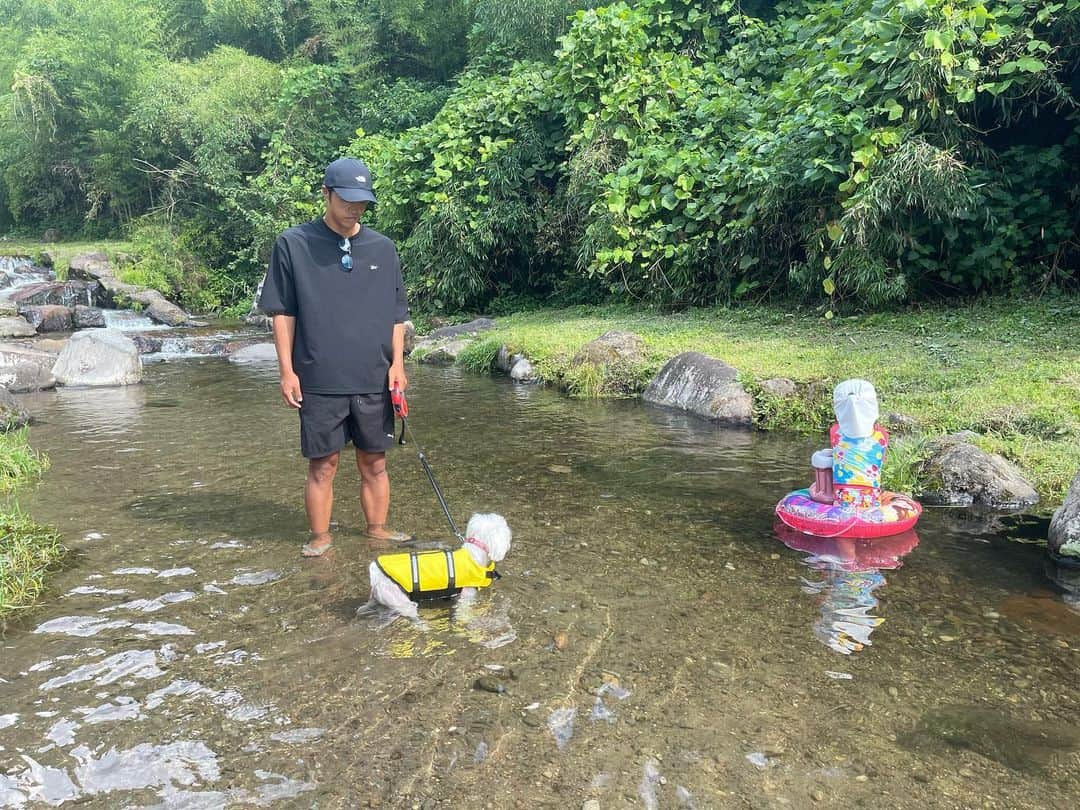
left=9, top=280, right=99, bottom=308
left=643, top=352, right=753, bottom=425
left=0, top=361, right=56, bottom=393
left=0, top=345, right=57, bottom=392
left=510, top=357, right=535, bottom=382
left=19, top=304, right=73, bottom=332
left=0, top=316, right=36, bottom=338
left=426, top=318, right=496, bottom=340
left=52, top=330, right=142, bottom=387
left=1049, top=471, right=1080, bottom=562
left=568, top=330, right=647, bottom=396
left=402, top=320, right=416, bottom=355
left=919, top=434, right=1038, bottom=509
left=572, top=330, right=645, bottom=367
left=0, top=387, right=30, bottom=430
left=419, top=338, right=470, bottom=365
left=131, top=290, right=190, bottom=326
left=66, top=251, right=113, bottom=281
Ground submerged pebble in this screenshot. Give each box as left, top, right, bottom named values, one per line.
left=474, top=677, right=506, bottom=694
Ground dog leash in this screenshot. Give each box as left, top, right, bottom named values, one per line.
left=392, top=386, right=466, bottom=544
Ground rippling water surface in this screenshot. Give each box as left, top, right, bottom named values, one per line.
left=2, top=358, right=1077, bottom=808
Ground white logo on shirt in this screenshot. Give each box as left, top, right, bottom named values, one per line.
left=369, top=264, right=379, bottom=271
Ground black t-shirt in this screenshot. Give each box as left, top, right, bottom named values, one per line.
left=258, top=219, right=409, bottom=394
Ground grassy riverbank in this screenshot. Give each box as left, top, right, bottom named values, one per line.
left=0, top=431, right=64, bottom=626
left=444, top=297, right=1079, bottom=505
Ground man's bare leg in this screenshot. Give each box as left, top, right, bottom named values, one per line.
left=304, top=452, right=340, bottom=554
left=356, top=449, right=395, bottom=539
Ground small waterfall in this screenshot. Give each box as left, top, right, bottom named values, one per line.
left=102, top=310, right=169, bottom=331
left=0, top=256, right=54, bottom=303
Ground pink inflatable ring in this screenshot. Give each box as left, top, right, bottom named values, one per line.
left=775, top=488, right=921, bottom=539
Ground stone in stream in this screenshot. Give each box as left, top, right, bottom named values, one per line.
left=919, top=434, right=1039, bottom=509
left=9, top=280, right=99, bottom=308
left=904, top=705, right=1079, bottom=773
left=0, top=361, right=56, bottom=393
left=0, top=387, right=31, bottom=429
left=643, top=351, right=753, bottom=424
left=1048, top=470, right=1080, bottom=562
left=0, top=316, right=36, bottom=337
left=73, top=305, right=106, bottom=329
left=18, top=304, right=73, bottom=333
left=52, top=330, right=142, bottom=387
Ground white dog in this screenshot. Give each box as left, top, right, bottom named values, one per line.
left=364, top=513, right=511, bottom=621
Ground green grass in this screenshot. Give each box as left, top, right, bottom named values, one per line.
left=430, top=297, right=1080, bottom=504
left=0, top=429, right=49, bottom=492
left=0, top=431, right=63, bottom=625
left=0, top=238, right=134, bottom=279
left=0, top=509, right=66, bottom=626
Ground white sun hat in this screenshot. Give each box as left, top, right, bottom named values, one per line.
left=833, top=379, right=879, bottom=438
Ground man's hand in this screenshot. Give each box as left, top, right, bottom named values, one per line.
left=388, top=362, right=408, bottom=392
left=280, top=371, right=303, bottom=408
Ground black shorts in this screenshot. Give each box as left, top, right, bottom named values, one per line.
left=299, top=391, right=395, bottom=458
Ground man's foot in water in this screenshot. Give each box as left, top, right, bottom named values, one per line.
left=301, top=531, right=334, bottom=557
left=362, top=524, right=415, bottom=543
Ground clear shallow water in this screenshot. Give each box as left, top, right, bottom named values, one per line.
left=2, top=360, right=1078, bottom=808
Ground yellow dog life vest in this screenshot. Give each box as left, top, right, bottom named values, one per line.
left=375, top=547, right=498, bottom=601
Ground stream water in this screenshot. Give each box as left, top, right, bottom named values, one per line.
left=1, top=359, right=1077, bottom=808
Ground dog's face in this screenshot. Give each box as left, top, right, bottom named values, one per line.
left=466, top=513, right=511, bottom=562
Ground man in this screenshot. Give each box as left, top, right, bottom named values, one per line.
left=259, top=157, right=411, bottom=556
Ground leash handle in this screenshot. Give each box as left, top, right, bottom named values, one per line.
left=392, top=386, right=408, bottom=445
left=391, top=385, right=408, bottom=418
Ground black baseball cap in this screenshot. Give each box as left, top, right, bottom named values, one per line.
left=323, top=157, right=377, bottom=204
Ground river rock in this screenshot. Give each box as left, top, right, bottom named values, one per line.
left=52, top=330, right=142, bottom=386
left=0, top=387, right=30, bottom=430
left=0, top=316, right=36, bottom=337
left=67, top=251, right=113, bottom=281
left=38, top=250, right=56, bottom=268
left=74, top=305, right=106, bottom=329
left=759, top=377, right=796, bottom=398
left=573, top=330, right=645, bottom=367
left=19, top=304, right=73, bottom=332
left=1048, top=471, right=1080, bottom=561
left=510, top=357, right=535, bottom=382
left=0, top=361, right=56, bottom=393
left=643, top=352, right=753, bottom=425
left=130, top=290, right=189, bottom=326
left=9, top=280, right=98, bottom=308
left=130, top=335, right=164, bottom=355
left=919, top=434, right=1038, bottom=509
left=42, top=228, right=60, bottom=242
left=420, top=338, right=469, bottom=365
left=495, top=345, right=513, bottom=373
left=403, top=319, right=416, bottom=355
left=883, top=411, right=919, bottom=435
left=426, top=317, right=496, bottom=340
left=229, top=342, right=278, bottom=365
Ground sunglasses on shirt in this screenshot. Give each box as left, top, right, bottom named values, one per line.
left=338, top=238, right=353, bottom=272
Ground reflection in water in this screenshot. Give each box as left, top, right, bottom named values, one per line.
left=53, top=383, right=148, bottom=435
left=373, top=592, right=517, bottom=658
left=802, top=569, right=885, bottom=655
left=775, top=526, right=919, bottom=655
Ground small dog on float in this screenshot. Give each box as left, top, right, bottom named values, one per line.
left=363, top=513, right=511, bottom=622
